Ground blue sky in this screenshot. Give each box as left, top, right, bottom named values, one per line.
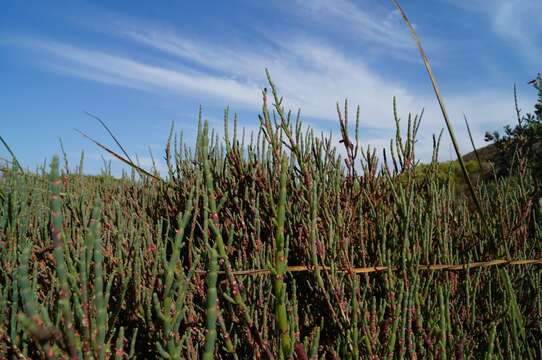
left=1, top=0, right=541, bottom=175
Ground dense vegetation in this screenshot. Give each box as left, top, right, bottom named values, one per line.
left=1, top=74, right=541, bottom=359
left=484, top=74, right=542, bottom=178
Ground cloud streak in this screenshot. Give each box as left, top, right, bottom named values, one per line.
left=445, top=0, right=542, bottom=65
left=288, top=0, right=416, bottom=57
left=118, top=26, right=530, bottom=152
left=122, top=28, right=416, bottom=124
left=492, top=1, right=542, bottom=64
left=3, top=4, right=534, bottom=164
left=16, top=38, right=262, bottom=108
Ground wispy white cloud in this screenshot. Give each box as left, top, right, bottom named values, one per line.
left=9, top=33, right=416, bottom=127
left=446, top=0, right=542, bottom=64
left=117, top=27, right=416, bottom=126
left=287, top=0, right=415, bottom=57
left=491, top=1, right=542, bottom=64
left=13, top=38, right=262, bottom=108
left=4, top=4, right=534, bottom=164
left=119, top=26, right=530, bottom=149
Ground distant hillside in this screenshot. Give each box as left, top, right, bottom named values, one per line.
left=462, top=143, right=498, bottom=163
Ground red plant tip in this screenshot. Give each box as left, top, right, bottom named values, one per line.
left=294, top=343, right=309, bottom=360
left=147, top=243, right=157, bottom=253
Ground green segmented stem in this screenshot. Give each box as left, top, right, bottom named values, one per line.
left=200, top=120, right=273, bottom=359
left=310, top=324, right=321, bottom=359
left=115, top=327, right=125, bottom=360
left=18, top=244, right=39, bottom=322
left=274, top=155, right=291, bottom=356
left=385, top=282, right=404, bottom=360
left=217, top=302, right=236, bottom=354
left=203, top=247, right=218, bottom=360
left=85, top=202, right=103, bottom=358
left=129, top=328, right=138, bottom=359
left=438, top=286, right=448, bottom=360
left=350, top=276, right=359, bottom=359
left=77, top=213, right=91, bottom=357
left=17, top=243, right=56, bottom=357
left=49, top=156, right=79, bottom=359
left=486, top=323, right=497, bottom=360
left=152, top=189, right=195, bottom=358
left=89, top=201, right=106, bottom=360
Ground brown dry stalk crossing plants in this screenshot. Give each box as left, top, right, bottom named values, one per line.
left=202, top=258, right=542, bottom=277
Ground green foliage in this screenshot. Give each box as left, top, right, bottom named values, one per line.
left=402, top=159, right=492, bottom=195
left=0, top=74, right=541, bottom=359
left=486, top=74, right=542, bottom=177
